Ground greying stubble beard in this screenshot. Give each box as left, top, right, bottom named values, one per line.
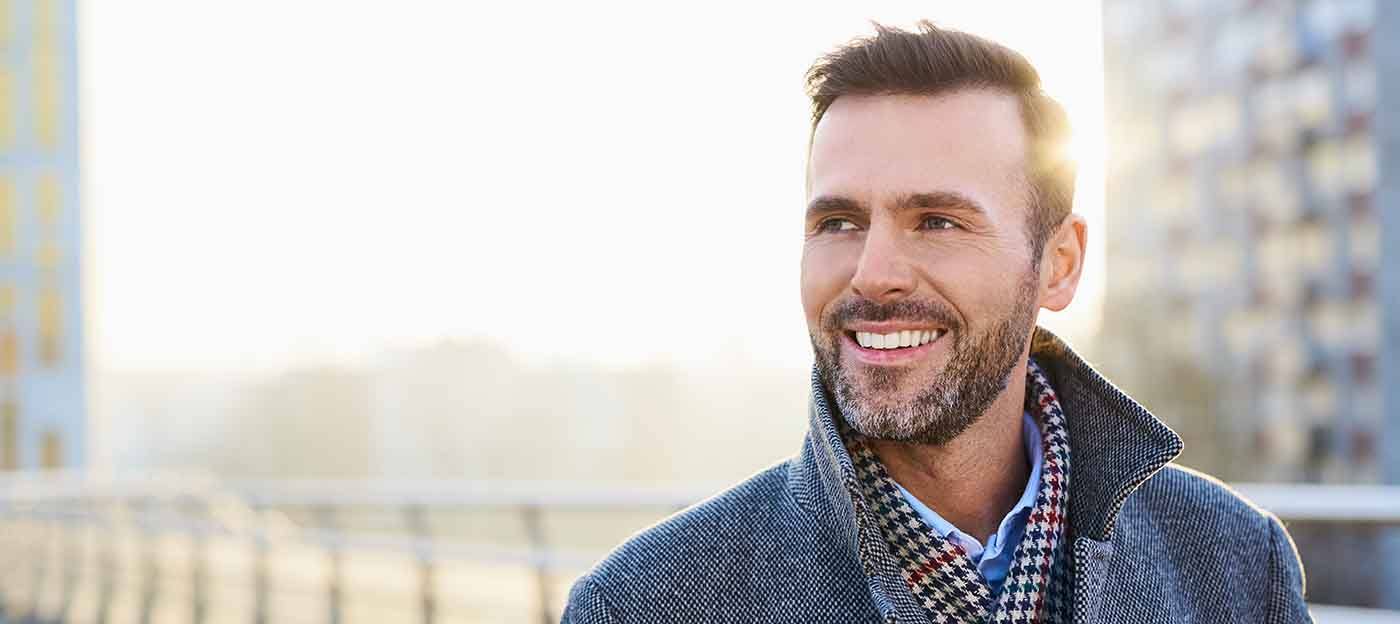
left=811, top=266, right=1041, bottom=446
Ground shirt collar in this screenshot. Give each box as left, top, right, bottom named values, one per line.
left=891, top=411, right=1043, bottom=561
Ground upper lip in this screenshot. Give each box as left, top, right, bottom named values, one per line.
left=842, top=321, right=946, bottom=333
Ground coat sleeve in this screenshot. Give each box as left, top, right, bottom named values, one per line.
left=561, top=573, right=620, bottom=624
left=1264, top=512, right=1312, bottom=623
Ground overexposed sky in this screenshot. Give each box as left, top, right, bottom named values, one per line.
left=83, top=1, right=1105, bottom=373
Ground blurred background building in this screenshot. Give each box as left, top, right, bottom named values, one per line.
left=1100, top=0, right=1399, bottom=607
left=0, top=0, right=84, bottom=471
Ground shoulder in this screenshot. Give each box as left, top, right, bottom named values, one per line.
left=1111, top=464, right=1308, bottom=620
left=1114, top=464, right=1282, bottom=545
left=565, top=460, right=840, bottom=622
left=593, top=460, right=801, bottom=574
left=1118, top=464, right=1306, bottom=594
left=1125, top=463, right=1279, bottom=536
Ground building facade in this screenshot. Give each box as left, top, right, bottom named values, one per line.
left=0, top=0, right=83, bottom=470
left=1100, top=0, right=1399, bottom=607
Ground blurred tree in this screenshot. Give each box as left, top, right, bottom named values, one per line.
left=214, top=366, right=374, bottom=478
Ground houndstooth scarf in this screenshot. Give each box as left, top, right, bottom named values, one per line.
left=843, top=359, right=1073, bottom=623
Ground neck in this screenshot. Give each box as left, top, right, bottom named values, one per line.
left=866, top=359, right=1031, bottom=542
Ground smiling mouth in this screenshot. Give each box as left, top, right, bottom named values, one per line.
left=847, top=329, right=945, bottom=350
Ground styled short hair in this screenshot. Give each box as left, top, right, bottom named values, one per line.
left=805, top=21, right=1075, bottom=256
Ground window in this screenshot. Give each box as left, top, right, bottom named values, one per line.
left=0, top=399, right=14, bottom=471
left=1349, top=220, right=1380, bottom=268
left=33, top=0, right=60, bottom=146
left=1294, top=223, right=1331, bottom=273
left=1307, top=139, right=1345, bottom=197
left=0, top=1, right=9, bottom=50
left=35, top=242, right=58, bottom=270
left=1292, top=67, right=1332, bottom=129
left=1342, top=60, right=1375, bottom=113
left=0, top=178, right=12, bottom=255
left=1170, top=94, right=1240, bottom=157
left=34, top=0, right=56, bottom=47
left=0, top=68, right=9, bottom=150
left=37, top=288, right=59, bottom=366
left=39, top=429, right=61, bottom=470
left=36, top=173, right=60, bottom=226
left=1340, top=135, right=1375, bottom=191
left=0, top=329, right=16, bottom=377
left=33, top=55, right=60, bottom=150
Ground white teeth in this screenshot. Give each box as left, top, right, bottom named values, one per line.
left=854, top=329, right=943, bottom=350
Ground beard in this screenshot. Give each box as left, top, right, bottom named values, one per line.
left=811, top=269, right=1040, bottom=446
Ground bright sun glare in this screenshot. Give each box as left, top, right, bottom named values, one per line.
left=89, top=2, right=1108, bottom=373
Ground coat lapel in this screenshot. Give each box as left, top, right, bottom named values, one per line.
left=1026, top=328, right=1183, bottom=623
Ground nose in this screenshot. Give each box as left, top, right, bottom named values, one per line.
left=849, top=222, right=916, bottom=303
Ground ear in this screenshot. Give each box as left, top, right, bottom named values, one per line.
left=1039, top=213, right=1087, bottom=312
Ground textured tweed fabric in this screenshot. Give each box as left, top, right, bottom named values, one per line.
left=844, top=360, right=1071, bottom=623
left=562, top=328, right=1312, bottom=623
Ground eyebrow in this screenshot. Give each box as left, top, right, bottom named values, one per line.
left=805, top=191, right=987, bottom=220
left=896, top=191, right=988, bottom=218
left=805, top=195, right=863, bottom=220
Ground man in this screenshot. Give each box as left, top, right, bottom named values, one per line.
left=563, top=22, right=1310, bottom=623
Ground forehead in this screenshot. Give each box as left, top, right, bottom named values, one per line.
left=807, top=90, right=1029, bottom=215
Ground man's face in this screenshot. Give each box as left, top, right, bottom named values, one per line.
left=802, top=90, right=1044, bottom=445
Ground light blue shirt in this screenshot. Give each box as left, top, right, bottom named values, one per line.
left=893, top=411, right=1042, bottom=592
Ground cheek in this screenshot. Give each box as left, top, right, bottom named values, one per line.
left=800, top=243, right=857, bottom=327
left=909, top=244, right=1031, bottom=317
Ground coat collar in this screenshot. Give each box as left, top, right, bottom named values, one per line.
left=786, top=326, right=1183, bottom=558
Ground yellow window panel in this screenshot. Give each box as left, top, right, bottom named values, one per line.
left=38, top=289, right=59, bottom=334
left=0, top=329, right=16, bottom=377
left=0, top=399, right=15, bottom=471
left=38, top=288, right=60, bottom=366
left=0, top=1, right=10, bottom=51
left=39, top=429, right=61, bottom=469
left=35, top=241, right=59, bottom=270
left=34, top=0, right=57, bottom=58
left=0, top=68, right=11, bottom=150
left=38, top=333, right=58, bottom=366
left=0, top=178, right=12, bottom=255
left=37, top=173, right=59, bottom=225
left=0, top=285, right=12, bottom=319
left=34, top=55, right=59, bottom=150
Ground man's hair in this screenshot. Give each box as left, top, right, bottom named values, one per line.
left=805, top=20, right=1075, bottom=257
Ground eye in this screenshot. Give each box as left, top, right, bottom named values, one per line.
left=919, top=215, right=958, bottom=231
left=816, top=218, right=859, bottom=234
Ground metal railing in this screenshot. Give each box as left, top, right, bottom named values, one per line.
left=0, top=474, right=1396, bottom=623
left=0, top=474, right=709, bottom=623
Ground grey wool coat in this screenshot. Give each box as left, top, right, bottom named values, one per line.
left=562, top=328, right=1312, bottom=623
